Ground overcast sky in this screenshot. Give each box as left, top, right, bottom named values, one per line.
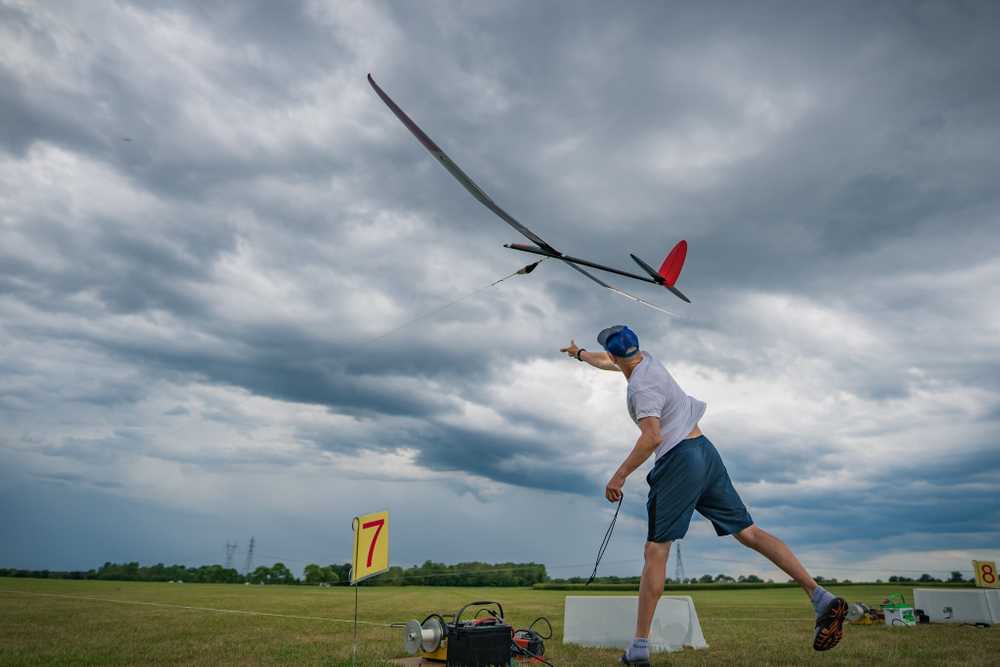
left=2, top=0, right=998, bottom=583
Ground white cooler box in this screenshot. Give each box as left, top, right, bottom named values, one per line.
left=563, top=595, right=708, bottom=653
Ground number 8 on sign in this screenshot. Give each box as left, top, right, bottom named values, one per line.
left=351, top=511, right=389, bottom=584
left=973, top=560, right=998, bottom=588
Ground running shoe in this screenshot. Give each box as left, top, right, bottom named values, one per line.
left=620, top=651, right=651, bottom=666
left=813, top=597, right=848, bottom=651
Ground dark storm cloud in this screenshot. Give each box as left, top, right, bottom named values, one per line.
left=0, top=66, right=95, bottom=158
left=718, top=431, right=1000, bottom=546
left=0, top=5, right=105, bottom=156
left=874, top=440, right=1000, bottom=489
left=615, top=467, right=1000, bottom=549
left=303, top=418, right=596, bottom=496
left=0, top=0, right=376, bottom=204
left=0, top=466, right=270, bottom=571
left=752, top=485, right=1000, bottom=547
left=427, top=426, right=596, bottom=496
left=719, top=435, right=839, bottom=486
left=2, top=0, right=999, bottom=570
left=104, top=337, right=458, bottom=419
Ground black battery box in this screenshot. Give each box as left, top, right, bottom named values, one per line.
left=446, top=601, right=512, bottom=667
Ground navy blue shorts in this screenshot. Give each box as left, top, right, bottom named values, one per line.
left=646, top=435, right=753, bottom=542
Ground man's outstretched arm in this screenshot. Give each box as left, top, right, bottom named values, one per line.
left=560, top=339, right=618, bottom=371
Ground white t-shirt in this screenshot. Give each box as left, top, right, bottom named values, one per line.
left=626, top=351, right=706, bottom=460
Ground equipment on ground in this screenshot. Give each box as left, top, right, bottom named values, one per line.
left=512, top=617, right=553, bottom=665
left=368, top=73, right=691, bottom=316
left=845, top=602, right=880, bottom=625
left=880, top=592, right=916, bottom=627
left=404, top=615, right=448, bottom=660
left=401, top=600, right=552, bottom=666
left=447, top=601, right=512, bottom=667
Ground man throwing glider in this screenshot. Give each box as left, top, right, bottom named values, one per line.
left=561, top=326, right=847, bottom=665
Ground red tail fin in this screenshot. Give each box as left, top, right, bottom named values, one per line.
left=658, top=240, right=687, bottom=286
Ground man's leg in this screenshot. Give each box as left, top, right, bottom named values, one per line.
left=629, top=440, right=703, bottom=664
left=734, top=524, right=847, bottom=651
left=636, top=540, right=671, bottom=636
left=733, top=524, right=815, bottom=594
left=624, top=540, right=670, bottom=665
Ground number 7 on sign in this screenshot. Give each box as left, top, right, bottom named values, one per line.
left=351, top=511, right=389, bottom=584
left=362, top=519, right=384, bottom=567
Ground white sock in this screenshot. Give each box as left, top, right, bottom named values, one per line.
left=627, top=636, right=649, bottom=660
left=811, top=585, right=836, bottom=616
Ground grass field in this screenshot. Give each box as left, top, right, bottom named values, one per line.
left=1, top=578, right=997, bottom=666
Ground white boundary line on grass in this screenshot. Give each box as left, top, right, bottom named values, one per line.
left=0, top=589, right=396, bottom=628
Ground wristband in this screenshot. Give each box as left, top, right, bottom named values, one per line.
left=576, top=348, right=586, bottom=361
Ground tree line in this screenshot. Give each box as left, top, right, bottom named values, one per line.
left=2, top=562, right=969, bottom=586
left=360, top=561, right=548, bottom=587
left=0, top=560, right=548, bottom=586
left=545, top=570, right=974, bottom=586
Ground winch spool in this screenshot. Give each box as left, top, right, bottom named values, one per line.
left=846, top=602, right=879, bottom=625
left=403, top=615, right=446, bottom=655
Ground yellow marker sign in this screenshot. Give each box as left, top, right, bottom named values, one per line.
left=351, top=510, right=389, bottom=584
left=973, top=560, right=999, bottom=588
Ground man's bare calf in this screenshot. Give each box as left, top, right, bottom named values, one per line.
left=733, top=524, right=817, bottom=595
left=636, top=541, right=671, bottom=638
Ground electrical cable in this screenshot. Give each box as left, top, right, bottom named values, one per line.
left=512, top=616, right=556, bottom=667
left=529, top=616, right=553, bottom=639
left=586, top=496, right=623, bottom=586
left=512, top=642, right=555, bottom=667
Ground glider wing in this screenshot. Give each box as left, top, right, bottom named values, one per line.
left=368, top=74, right=555, bottom=253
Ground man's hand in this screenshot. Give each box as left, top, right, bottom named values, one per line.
left=605, top=474, right=625, bottom=502
left=560, top=339, right=580, bottom=359
left=562, top=340, right=619, bottom=371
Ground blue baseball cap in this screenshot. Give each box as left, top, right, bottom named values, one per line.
left=597, top=325, right=639, bottom=358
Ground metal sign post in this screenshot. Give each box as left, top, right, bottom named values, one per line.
left=351, top=517, right=359, bottom=666
left=350, top=511, right=390, bottom=666
left=352, top=575, right=358, bottom=666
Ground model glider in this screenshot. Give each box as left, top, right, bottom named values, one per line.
left=367, top=74, right=691, bottom=313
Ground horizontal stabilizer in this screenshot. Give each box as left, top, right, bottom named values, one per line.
left=633, top=242, right=691, bottom=303
left=665, top=283, right=691, bottom=304
left=629, top=253, right=664, bottom=283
